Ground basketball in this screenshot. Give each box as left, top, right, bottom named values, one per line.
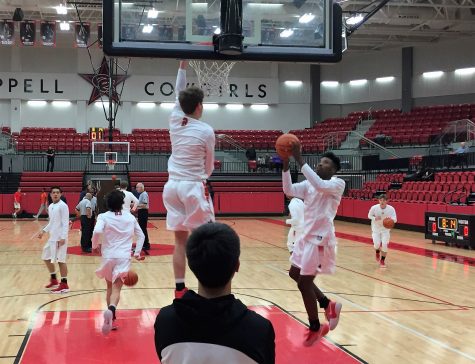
left=275, top=133, right=300, bottom=159
left=111, top=175, right=116, bottom=180
left=123, top=270, right=138, bottom=286
left=383, top=218, right=395, bottom=229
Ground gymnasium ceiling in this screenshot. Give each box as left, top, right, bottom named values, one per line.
left=0, top=0, right=474, bottom=52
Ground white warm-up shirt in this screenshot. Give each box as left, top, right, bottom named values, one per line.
left=92, top=211, right=145, bottom=258
left=286, top=198, right=305, bottom=232
left=368, top=204, right=397, bottom=232
left=283, top=164, right=345, bottom=246
left=121, top=189, right=139, bottom=213
left=167, top=68, right=215, bottom=181
left=43, top=200, right=69, bottom=242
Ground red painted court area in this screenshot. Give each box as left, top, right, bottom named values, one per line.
left=20, top=306, right=361, bottom=364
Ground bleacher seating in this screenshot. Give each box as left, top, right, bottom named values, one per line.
left=289, top=116, right=360, bottom=153
left=348, top=171, right=475, bottom=204
left=128, top=172, right=284, bottom=214
left=19, top=172, right=83, bottom=193
left=362, top=104, right=475, bottom=146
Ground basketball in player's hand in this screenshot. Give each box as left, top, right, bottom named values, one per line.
left=123, top=270, right=138, bottom=286
left=275, top=133, right=300, bottom=159
left=383, top=218, right=395, bottom=229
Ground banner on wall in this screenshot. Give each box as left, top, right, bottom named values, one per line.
left=0, top=20, right=15, bottom=45
left=40, top=21, right=56, bottom=47
left=97, top=24, right=102, bottom=48
left=75, top=22, right=90, bottom=48
left=0, top=72, right=279, bottom=104
left=20, top=20, right=36, bottom=46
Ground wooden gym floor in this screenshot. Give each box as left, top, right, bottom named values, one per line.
left=0, top=217, right=474, bottom=363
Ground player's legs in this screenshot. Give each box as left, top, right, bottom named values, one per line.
left=109, top=278, right=123, bottom=307
left=372, top=231, right=382, bottom=262
left=50, top=262, right=69, bottom=293
left=106, top=280, right=112, bottom=306
left=173, top=230, right=189, bottom=297
left=380, top=231, right=390, bottom=267
left=103, top=278, right=123, bottom=335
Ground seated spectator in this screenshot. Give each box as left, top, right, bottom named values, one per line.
left=155, top=223, right=275, bottom=364
left=448, top=142, right=469, bottom=169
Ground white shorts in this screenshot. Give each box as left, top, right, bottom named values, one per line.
left=41, top=240, right=68, bottom=263
left=96, top=258, right=131, bottom=283
left=163, top=179, right=215, bottom=232
left=372, top=230, right=390, bottom=251
left=14, top=202, right=20, bottom=209
left=291, top=238, right=337, bottom=276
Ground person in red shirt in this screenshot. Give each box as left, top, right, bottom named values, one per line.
left=13, top=188, right=22, bottom=218
left=34, top=188, right=49, bottom=219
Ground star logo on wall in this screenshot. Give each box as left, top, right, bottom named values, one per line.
left=79, top=56, right=129, bottom=105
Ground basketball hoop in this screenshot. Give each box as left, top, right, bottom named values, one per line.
left=107, top=159, right=116, bottom=171
left=189, top=59, right=235, bottom=97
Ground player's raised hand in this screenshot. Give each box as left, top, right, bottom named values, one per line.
left=179, top=60, right=188, bottom=69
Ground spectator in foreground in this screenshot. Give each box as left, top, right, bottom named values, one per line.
left=154, top=222, right=275, bottom=364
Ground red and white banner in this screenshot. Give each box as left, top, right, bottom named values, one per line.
left=20, top=20, right=36, bottom=46
left=40, top=21, right=56, bottom=47
left=0, top=20, right=15, bottom=45
left=75, top=22, right=90, bottom=48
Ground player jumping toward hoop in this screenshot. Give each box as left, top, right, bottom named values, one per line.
left=282, top=142, right=345, bottom=346
left=368, top=194, right=397, bottom=268
left=163, top=60, right=216, bottom=299
left=92, top=190, right=145, bottom=335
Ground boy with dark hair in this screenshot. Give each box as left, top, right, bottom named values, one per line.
left=155, top=222, right=275, bottom=364
left=37, top=186, right=70, bottom=293
left=92, top=190, right=145, bottom=335
left=282, top=144, right=345, bottom=346
left=163, top=60, right=216, bottom=299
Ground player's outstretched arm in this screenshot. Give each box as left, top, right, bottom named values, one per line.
left=175, top=60, right=188, bottom=96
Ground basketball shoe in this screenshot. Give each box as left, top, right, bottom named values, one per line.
left=303, top=323, right=330, bottom=347
left=174, top=287, right=189, bottom=299
left=375, top=251, right=380, bottom=262
left=324, top=301, right=342, bottom=330
left=380, top=259, right=387, bottom=268
left=50, top=282, right=69, bottom=293
left=102, top=309, right=113, bottom=335
left=45, top=279, right=59, bottom=289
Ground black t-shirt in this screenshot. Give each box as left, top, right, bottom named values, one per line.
left=47, top=148, right=55, bottom=160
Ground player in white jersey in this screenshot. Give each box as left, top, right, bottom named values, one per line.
left=282, top=143, right=345, bottom=347
left=286, top=197, right=304, bottom=253
left=37, top=186, right=70, bottom=293
left=163, top=60, right=215, bottom=299
left=368, top=194, right=397, bottom=268
left=92, top=190, right=145, bottom=335
left=120, top=180, right=138, bottom=213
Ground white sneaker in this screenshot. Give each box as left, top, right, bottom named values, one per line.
left=102, top=309, right=113, bottom=335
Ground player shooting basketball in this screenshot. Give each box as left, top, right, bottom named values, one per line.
left=162, top=60, right=216, bottom=299
left=282, top=142, right=345, bottom=346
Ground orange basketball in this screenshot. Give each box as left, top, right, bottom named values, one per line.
left=275, top=133, right=300, bottom=159
left=383, top=217, right=395, bottom=229
left=123, top=270, right=138, bottom=286
left=111, top=175, right=116, bottom=180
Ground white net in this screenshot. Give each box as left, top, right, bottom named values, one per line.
left=189, top=60, right=236, bottom=97
left=107, top=160, right=116, bottom=171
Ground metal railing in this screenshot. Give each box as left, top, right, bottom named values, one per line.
left=428, top=119, right=475, bottom=156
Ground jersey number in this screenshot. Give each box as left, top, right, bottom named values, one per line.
left=181, top=117, right=188, bottom=126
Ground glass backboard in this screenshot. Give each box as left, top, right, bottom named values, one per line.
left=103, top=0, right=342, bottom=63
